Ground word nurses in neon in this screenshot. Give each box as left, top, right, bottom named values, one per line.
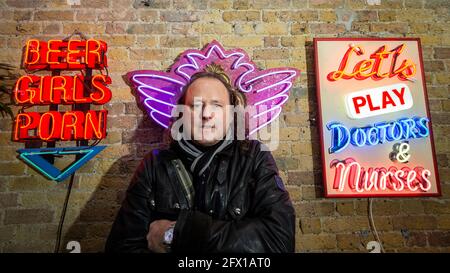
left=126, top=40, right=299, bottom=136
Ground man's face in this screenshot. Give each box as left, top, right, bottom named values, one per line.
left=183, top=77, right=231, bottom=146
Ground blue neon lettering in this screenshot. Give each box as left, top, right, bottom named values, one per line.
left=327, top=116, right=430, bottom=154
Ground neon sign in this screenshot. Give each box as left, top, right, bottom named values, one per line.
left=315, top=38, right=440, bottom=197
left=327, top=43, right=416, bottom=82
left=126, top=40, right=299, bottom=136
left=12, top=38, right=110, bottom=182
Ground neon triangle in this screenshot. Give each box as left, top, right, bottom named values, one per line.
left=17, top=146, right=106, bottom=182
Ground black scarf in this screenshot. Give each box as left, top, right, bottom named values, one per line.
left=175, top=130, right=233, bottom=177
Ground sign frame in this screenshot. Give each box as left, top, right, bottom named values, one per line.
left=314, top=37, right=441, bottom=198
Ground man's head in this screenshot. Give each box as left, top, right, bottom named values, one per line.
left=175, top=64, right=246, bottom=146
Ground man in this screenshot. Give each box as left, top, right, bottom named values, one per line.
left=105, top=64, right=295, bottom=253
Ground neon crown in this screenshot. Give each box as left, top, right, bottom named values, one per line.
left=126, top=40, right=300, bottom=136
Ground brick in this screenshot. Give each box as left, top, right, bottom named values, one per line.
left=288, top=170, right=321, bottom=186
left=95, top=142, right=132, bottom=159
left=253, top=47, right=290, bottom=60
left=422, top=200, right=450, bottom=214
left=298, top=217, right=321, bottom=234
left=232, top=0, right=250, bottom=10
left=193, top=23, right=232, bottom=34
left=297, top=233, right=336, bottom=251
left=272, top=142, right=290, bottom=157
left=0, top=162, right=26, bottom=176
left=434, top=47, right=450, bottom=59
left=254, top=0, right=291, bottom=9
left=127, top=23, right=167, bottom=34
left=75, top=10, right=97, bottom=21
left=405, top=231, right=427, bottom=247
left=0, top=193, right=19, bottom=208
left=262, top=11, right=277, bottom=22
left=398, top=9, right=434, bottom=23
left=310, top=0, right=344, bottom=9
left=309, top=23, right=346, bottom=34
left=393, top=216, right=438, bottom=230
left=160, top=36, right=199, bottom=48
left=278, top=11, right=318, bottom=22
left=223, top=11, right=260, bottom=22
left=301, top=186, right=320, bottom=200
left=380, top=232, right=404, bottom=248
left=400, top=199, right=425, bottom=215
left=424, top=0, right=450, bottom=9
left=264, top=37, right=279, bottom=47
left=275, top=157, right=299, bottom=170
left=336, top=233, right=367, bottom=251
left=35, top=10, right=74, bottom=21
left=322, top=217, right=369, bottom=233
left=14, top=11, right=32, bottom=21
left=283, top=113, right=306, bottom=127
left=286, top=185, right=301, bottom=202
left=321, top=10, right=339, bottom=22
left=209, top=0, right=232, bottom=9
left=370, top=23, right=408, bottom=34
left=291, top=23, right=308, bottom=34
left=355, top=10, right=378, bottom=22
left=279, top=127, right=300, bottom=140
left=80, top=0, right=109, bottom=8
left=63, top=23, right=104, bottom=34
left=4, top=208, right=54, bottom=224
left=255, top=23, right=289, bottom=35
left=42, top=23, right=61, bottom=34
left=98, top=10, right=136, bottom=21
left=160, top=11, right=199, bottom=22
left=281, top=36, right=306, bottom=47
left=0, top=226, right=16, bottom=241
left=221, top=36, right=264, bottom=47
left=129, top=48, right=169, bottom=61
left=428, top=231, right=450, bottom=247
left=6, top=0, right=44, bottom=8
left=336, top=201, right=355, bottom=216
left=0, top=22, right=40, bottom=35
left=135, top=36, right=158, bottom=47
left=370, top=200, right=401, bottom=216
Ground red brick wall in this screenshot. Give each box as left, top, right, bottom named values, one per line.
left=0, top=0, right=449, bottom=252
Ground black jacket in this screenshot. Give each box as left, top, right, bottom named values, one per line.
left=105, top=140, right=296, bottom=253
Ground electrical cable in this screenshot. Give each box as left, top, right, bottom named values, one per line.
left=368, top=198, right=386, bottom=253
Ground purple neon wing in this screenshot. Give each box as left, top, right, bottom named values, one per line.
left=127, top=71, right=186, bottom=128
left=242, top=69, right=299, bottom=136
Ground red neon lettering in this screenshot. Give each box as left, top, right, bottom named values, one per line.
left=328, top=43, right=416, bottom=82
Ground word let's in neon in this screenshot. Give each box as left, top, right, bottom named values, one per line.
left=327, top=43, right=416, bottom=82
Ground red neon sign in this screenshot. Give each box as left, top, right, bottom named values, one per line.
left=327, top=44, right=416, bottom=82
left=13, top=38, right=111, bottom=143
left=13, top=110, right=107, bottom=141
left=23, top=39, right=108, bottom=71
left=14, top=74, right=111, bottom=105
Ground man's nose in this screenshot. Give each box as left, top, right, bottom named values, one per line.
left=202, top=104, right=215, bottom=120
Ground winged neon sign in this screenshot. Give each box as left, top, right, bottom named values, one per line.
left=126, top=40, right=300, bottom=136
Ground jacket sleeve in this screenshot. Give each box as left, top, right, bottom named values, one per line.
left=104, top=154, right=153, bottom=253
left=172, top=144, right=296, bottom=253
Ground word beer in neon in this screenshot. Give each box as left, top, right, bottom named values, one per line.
left=24, top=39, right=107, bottom=70
left=314, top=38, right=440, bottom=197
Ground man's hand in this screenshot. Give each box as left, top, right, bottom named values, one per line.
left=147, top=219, right=176, bottom=253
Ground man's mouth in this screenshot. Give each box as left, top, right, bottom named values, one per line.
left=201, top=125, right=215, bottom=129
